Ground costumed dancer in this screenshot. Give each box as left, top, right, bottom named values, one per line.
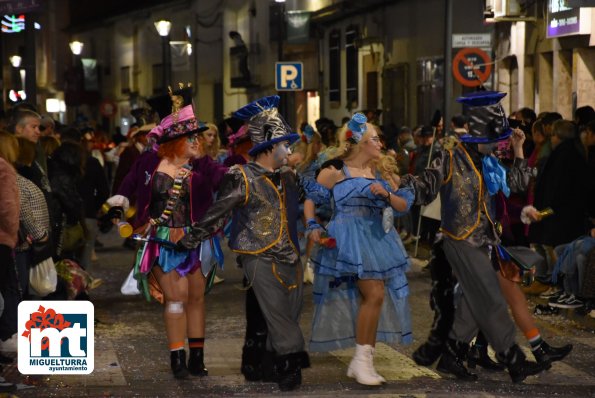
left=106, top=86, right=228, bottom=379
left=413, top=135, right=572, bottom=373
left=307, top=113, right=414, bottom=386
left=177, top=95, right=326, bottom=391
left=401, top=91, right=548, bottom=383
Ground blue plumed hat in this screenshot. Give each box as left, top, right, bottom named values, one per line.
left=233, top=95, right=299, bottom=156
left=456, top=91, right=512, bottom=144
left=301, top=124, right=315, bottom=144
left=345, top=112, right=368, bottom=143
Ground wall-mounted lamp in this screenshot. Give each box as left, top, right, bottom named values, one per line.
left=9, top=55, right=21, bottom=68
left=154, top=20, right=172, bottom=37
left=46, top=98, right=60, bottom=113
left=69, top=40, right=84, bottom=55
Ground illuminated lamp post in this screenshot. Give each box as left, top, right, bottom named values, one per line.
left=154, top=20, right=172, bottom=89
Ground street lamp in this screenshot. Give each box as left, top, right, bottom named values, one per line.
left=154, top=19, right=172, bottom=89
left=9, top=55, right=22, bottom=68
left=69, top=40, right=84, bottom=56
left=9, top=55, right=24, bottom=92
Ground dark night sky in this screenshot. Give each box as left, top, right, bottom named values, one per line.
left=67, top=0, right=181, bottom=29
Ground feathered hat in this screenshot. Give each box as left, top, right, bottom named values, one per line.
left=456, top=91, right=512, bottom=144
left=344, top=112, right=368, bottom=143
left=301, top=124, right=316, bottom=144
left=146, top=85, right=208, bottom=144
left=233, top=95, right=299, bottom=156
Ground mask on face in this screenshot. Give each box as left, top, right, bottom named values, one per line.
left=272, top=142, right=291, bottom=169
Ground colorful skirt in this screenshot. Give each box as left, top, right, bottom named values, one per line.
left=135, top=225, right=201, bottom=276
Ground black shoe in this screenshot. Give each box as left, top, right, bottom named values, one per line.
left=467, top=344, right=505, bottom=371
left=170, top=350, right=189, bottom=379
left=497, top=344, right=549, bottom=383
left=532, top=341, right=572, bottom=364
left=188, top=348, right=208, bottom=376
left=436, top=339, right=478, bottom=381
left=437, top=351, right=478, bottom=381
left=275, top=352, right=310, bottom=392
left=278, top=367, right=301, bottom=391
left=412, top=341, right=443, bottom=367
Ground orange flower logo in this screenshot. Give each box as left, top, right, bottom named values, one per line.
left=22, top=305, right=72, bottom=350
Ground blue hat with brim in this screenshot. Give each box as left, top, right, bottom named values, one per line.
left=233, top=95, right=299, bottom=156
left=457, top=91, right=513, bottom=144
left=247, top=133, right=300, bottom=156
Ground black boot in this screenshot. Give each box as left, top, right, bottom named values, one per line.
left=468, top=344, right=505, bottom=371
left=170, top=349, right=189, bottom=379
left=412, top=336, right=444, bottom=366
left=436, top=339, right=478, bottom=381
left=241, top=287, right=269, bottom=381
left=188, top=347, right=208, bottom=376
left=532, top=341, right=572, bottom=364
left=497, top=344, right=549, bottom=383
left=275, top=352, right=310, bottom=392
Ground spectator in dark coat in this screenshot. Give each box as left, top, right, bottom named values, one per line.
left=77, top=131, right=110, bottom=272
left=529, top=120, right=589, bottom=281
left=48, top=140, right=85, bottom=258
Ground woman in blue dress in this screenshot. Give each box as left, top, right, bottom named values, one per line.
left=306, top=113, right=413, bottom=386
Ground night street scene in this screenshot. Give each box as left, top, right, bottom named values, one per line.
left=0, top=0, right=594, bottom=397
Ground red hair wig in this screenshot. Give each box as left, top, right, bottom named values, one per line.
left=157, top=136, right=188, bottom=159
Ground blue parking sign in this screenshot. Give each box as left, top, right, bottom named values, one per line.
left=275, top=62, right=303, bottom=91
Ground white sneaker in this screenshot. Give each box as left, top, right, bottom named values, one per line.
left=0, top=334, right=18, bottom=352
left=213, top=275, right=224, bottom=285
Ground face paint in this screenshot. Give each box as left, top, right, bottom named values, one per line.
left=272, top=142, right=291, bottom=168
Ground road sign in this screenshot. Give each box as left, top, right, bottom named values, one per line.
left=275, top=62, right=303, bottom=91
left=452, top=33, right=491, bottom=48
left=452, top=47, right=492, bottom=87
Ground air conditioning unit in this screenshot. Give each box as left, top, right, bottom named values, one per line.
left=486, top=0, right=522, bottom=18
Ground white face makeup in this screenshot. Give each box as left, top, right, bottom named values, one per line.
left=272, top=141, right=292, bottom=168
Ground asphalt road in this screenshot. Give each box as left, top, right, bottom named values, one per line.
left=4, top=230, right=595, bottom=397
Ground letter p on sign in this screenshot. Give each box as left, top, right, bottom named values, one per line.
left=275, top=62, right=303, bottom=91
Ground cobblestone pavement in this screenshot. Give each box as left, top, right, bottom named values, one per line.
left=2, top=231, right=594, bottom=397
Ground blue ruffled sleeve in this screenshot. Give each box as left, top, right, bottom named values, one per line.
left=393, top=185, right=414, bottom=218
left=379, top=180, right=414, bottom=217
left=299, top=175, right=331, bottom=206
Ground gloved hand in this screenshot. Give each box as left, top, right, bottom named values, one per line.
left=175, top=233, right=200, bottom=251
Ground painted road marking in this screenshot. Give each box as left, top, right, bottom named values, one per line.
left=330, top=342, right=441, bottom=381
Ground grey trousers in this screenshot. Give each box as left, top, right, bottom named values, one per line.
left=242, top=255, right=306, bottom=355
left=443, top=239, right=516, bottom=353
